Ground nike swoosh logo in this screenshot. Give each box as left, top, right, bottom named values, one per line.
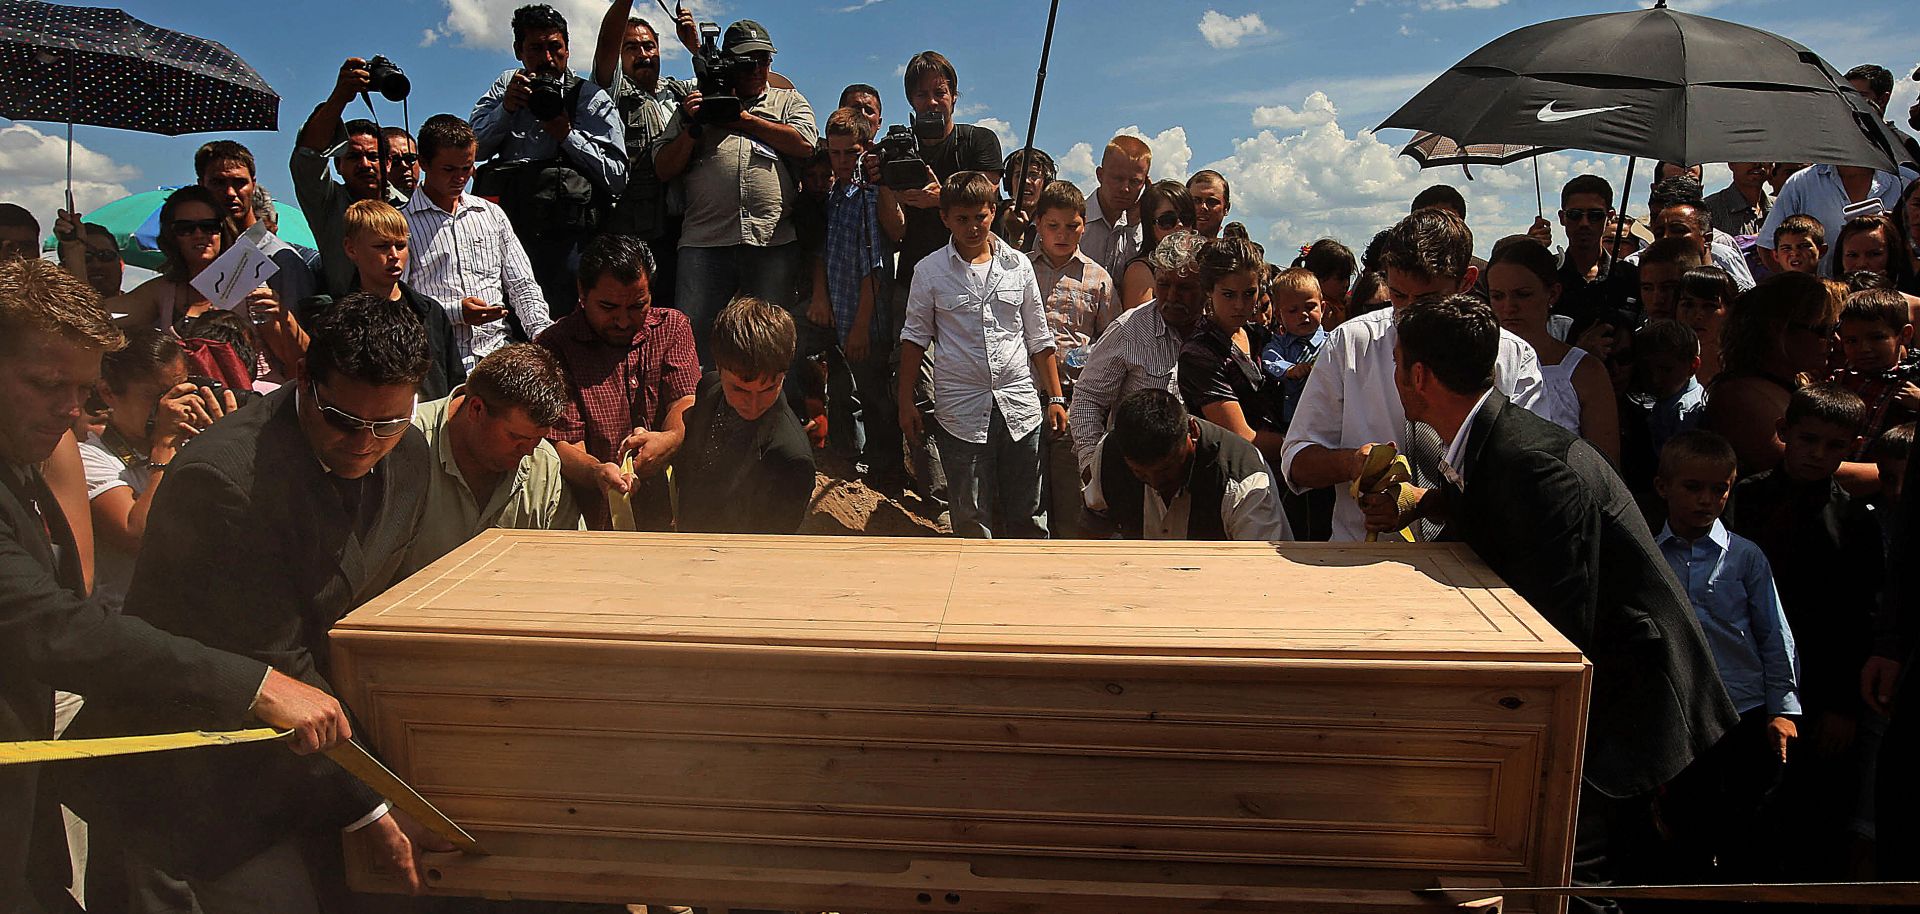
left=1536, top=101, right=1631, bottom=123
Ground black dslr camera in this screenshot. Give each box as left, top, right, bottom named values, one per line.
left=872, top=110, right=949, bottom=191
left=689, top=22, right=750, bottom=125
left=528, top=73, right=570, bottom=122
left=364, top=55, right=410, bottom=102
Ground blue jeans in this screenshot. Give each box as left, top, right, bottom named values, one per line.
left=674, top=242, right=804, bottom=366
left=933, top=405, right=1046, bottom=539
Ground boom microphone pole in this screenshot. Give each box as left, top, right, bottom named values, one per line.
left=1011, top=0, right=1063, bottom=229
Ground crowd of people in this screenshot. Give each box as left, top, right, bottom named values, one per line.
left=4, top=4, right=1920, bottom=912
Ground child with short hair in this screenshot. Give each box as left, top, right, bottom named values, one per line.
left=1833, top=288, right=1920, bottom=457
left=1726, top=384, right=1883, bottom=878
left=1029, top=179, right=1116, bottom=538
left=1259, top=267, right=1329, bottom=430
left=819, top=106, right=900, bottom=480
left=1654, top=429, right=1800, bottom=883
left=1676, top=265, right=1735, bottom=385
left=899, top=171, right=1065, bottom=538
left=1638, top=237, right=1710, bottom=321
left=1869, top=422, right=1912, bottom=545
left=1619, top=319, right=1705, bottom=513
left=1772, top=214, right=1827, bottom=276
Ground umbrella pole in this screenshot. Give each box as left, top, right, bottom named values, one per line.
left=1606, top=157, right=1637, bottom=280
left=1532, top=156, right=1543, bottom=217
left=64, top=120, right=74, bottom=214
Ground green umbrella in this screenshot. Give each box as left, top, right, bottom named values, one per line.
left=43, top=187, right=316, bottom=271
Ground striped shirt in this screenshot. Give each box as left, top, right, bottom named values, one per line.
left=400, top=187, right=551, bottom=369
left=1067, top=300, right=1185, bottom=469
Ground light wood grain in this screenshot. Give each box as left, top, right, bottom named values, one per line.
left=333, top=531, right=1588, bottom=912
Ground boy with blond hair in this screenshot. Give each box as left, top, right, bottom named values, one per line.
left=328, top=198, right=466, bottom=398
left=1081, top=134, right=1151, bottom=281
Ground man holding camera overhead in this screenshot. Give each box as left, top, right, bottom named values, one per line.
left=652, top=18, right=817, bottom=368
left=471, top=4, right=627, bottom=321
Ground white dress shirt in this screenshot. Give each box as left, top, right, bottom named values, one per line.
left=901, top=237, right=1056, bottom=444
left=1439, top=388, right=1497, bottom=484
left=401, top=187, right=552, bottom=369
left=1079, top=191, right=1142, bottom=283
left=1279, top=307, right=1544, bottom=542
left=1067, top=300, right=1185, bottom=469
left=1755, top=163, right=1918, bottom=270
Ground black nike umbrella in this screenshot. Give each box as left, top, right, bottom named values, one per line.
left=1378, top=1, right=1915, bottom=174
left=0, top=0, right=278, bottom=206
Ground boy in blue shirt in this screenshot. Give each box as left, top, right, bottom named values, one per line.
left=1653, top=429, right=1799, bottom=884
left=1258, top=266, right=1328, bottom=430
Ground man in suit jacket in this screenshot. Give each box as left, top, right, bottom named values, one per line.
left=1360, top=293, right=1737, bottom=912
left=0, top=260, right=351, bottom=914
left=63, top=292, right=449, bottom=913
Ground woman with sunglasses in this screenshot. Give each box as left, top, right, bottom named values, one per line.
left=1118, top=180, right=1196, bottom=311
left=106, top=186, right=234, bottom=334
left=1704, top=272, right=1875, bottom=486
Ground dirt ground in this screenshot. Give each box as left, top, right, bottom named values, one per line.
left=799, top=451, right=947, bottom=537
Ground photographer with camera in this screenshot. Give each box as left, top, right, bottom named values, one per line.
left=472, top=4, right=627, bottom=319
left=594, top=0, right=695, bottom=298
left=653, top=18, right=817, bottom=367
left=291, top=56, right=414, bottom=296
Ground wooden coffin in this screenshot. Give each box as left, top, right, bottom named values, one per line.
left=330, top=531, right=1589, bottom=913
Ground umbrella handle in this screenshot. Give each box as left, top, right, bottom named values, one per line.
left=1533, top=156, right=1543, bottom=217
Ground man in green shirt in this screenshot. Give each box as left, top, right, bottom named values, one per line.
left=400, top=343, right=581, bottom=576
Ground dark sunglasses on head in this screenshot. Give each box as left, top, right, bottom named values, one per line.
left=1153, top=212, right=1183, bottom=229
left=308, top=381, right=414, bottom=438
left=1561, top=208, right=1609, bottom=224
left=169, top=219, right=222, bottom=237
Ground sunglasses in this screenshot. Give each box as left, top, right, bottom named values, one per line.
left=1561, top=208, right=1609, bottom=224
left=1153, top=212, right=1184, bottom=230
left=394, top=153, right=420, bottom=166
left=81, top=247, right=119, bottom=263
left=307, top=381, right=415, bottom=438
left=169, top=219, right=223, bottom=237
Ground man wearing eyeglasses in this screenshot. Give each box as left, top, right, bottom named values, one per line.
left=292, top=57, right=415, bottom=296
left=63, top=291, right=452, bottom=912
left=383, top=127, right=421, bottom=200
left=51, top=217, right=125, bottom=297
left=1551, top=174, right=1641, bottom=344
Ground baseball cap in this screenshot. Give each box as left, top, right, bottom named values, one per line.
left=723, top=20, right=775, bottom=56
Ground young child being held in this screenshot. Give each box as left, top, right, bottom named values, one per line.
left=1654, top=429, right=1800, bottom=882
left=1258, top=267, right=1329, bottom=430
left=1832, top=288, right=1920, bottom=458
left=1725, top=384, right=1882, bottom=872
left=1771, top=214, right=1827, bottom=276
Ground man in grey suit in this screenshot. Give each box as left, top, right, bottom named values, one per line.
left=1361, top=293, right=1738, bottom=913
left=0, top=260, right=350, bottom=914
left=64, top=292, right=450, bottom=913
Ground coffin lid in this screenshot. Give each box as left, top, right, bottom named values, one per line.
left=334, top=532, right=1585, bottom=664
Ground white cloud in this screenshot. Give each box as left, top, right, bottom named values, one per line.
left=1420, top=0, right=1506, bottom=9
left=419, top=28, right=441, bottom=47
left=434, top=0, right=725, bottom=57
left=1059, top=141, right=1097, bottom=190
left=976, top=117, right=1020, bottom=150
left=1892, top=61, right=1920, bottom=130
left=1252, top=91, right=1339, bottom=130
left=1197, top=10, right=1269, bottom=49
left=0, top=123, right=139, bottom=231
left=838, top=0, right=887, bottom=10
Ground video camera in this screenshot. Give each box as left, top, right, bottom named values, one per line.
left=689, top=22, right=751, bottom=125
left=871, top=110, right=949, bottom=192
left=363, top=55, right=410, bottom=102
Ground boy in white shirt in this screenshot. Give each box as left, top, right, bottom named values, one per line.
left=898, top=171, right=1066, bottom=537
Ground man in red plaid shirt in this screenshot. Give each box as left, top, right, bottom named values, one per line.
left=537, top=234, right=699, bottom=528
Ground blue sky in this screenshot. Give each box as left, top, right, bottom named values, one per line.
left=1, top=0, right=1915, bottom=257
